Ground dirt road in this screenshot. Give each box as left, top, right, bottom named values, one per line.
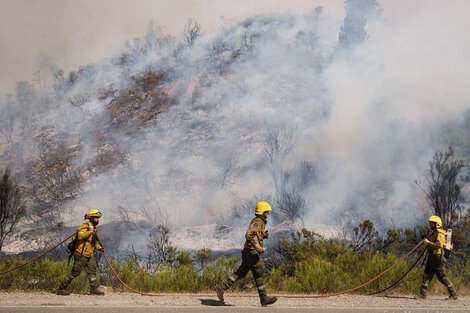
left=0, top=292, right=468, bottom=312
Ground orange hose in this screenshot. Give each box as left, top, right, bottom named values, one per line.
left=273, top=240, right=424, bottom=298
left=96, top=232, right=423, bottom=298
left=0, top=233, right=75, bottom=276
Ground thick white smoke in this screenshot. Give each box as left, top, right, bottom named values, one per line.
left=1, top=1, right=469, bottom=251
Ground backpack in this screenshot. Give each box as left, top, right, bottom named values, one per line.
left=66, top=233, right=78, bottom=265
left=444, top=229, right=453, bottom=259
left=67, top=234, right=78, bottom=253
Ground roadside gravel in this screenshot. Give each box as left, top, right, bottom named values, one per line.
left=0, top=292, right=468, bottom=309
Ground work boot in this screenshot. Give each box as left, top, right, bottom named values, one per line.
left=414, top=294, right=426, bottom=300
left=446, top=295, right=458, bottom=300
left=89, top=288, right=104, bottom=296
left=56, top=288, right=71, bottom=296
left=260, top=295, right=277, bottom=307
left=214, top=284, right=225, bottom=302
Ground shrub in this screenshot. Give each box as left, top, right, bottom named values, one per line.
left=0, top=229, right=467, bottom=297
left=289, top=259, right=351, bottom=293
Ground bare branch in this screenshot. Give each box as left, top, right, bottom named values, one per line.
left=183, top=18, right=201, bottom=47
left=0, top=169, right=26, bottom=251
left=418, top=147, right=466, bottom=227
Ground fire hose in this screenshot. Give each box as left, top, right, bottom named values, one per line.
left=270, top=240, right=425, bottom=299
left=0, top=232, right=424, bottom=298
left=368, top=247, right=427, bottom=296
left=0, top=233, right=74, bottom=276
left=96, top=233, right=424, bottom=298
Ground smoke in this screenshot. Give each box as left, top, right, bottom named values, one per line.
left=1, top=0, right=470, bottom=249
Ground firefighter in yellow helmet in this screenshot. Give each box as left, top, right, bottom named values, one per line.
left=416, top=215, right=458, bottom=300
left=57, top=209, right=104, bottom=296
left=215, top=201, right=277, bottom=307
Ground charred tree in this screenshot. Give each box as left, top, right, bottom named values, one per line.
left=0, top=169, right=26, bottom=252
left=417, top=146, right=466, bottom=227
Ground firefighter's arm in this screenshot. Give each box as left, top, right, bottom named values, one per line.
left=245, top=223, right=264, bottom=253
left=77, top=224, right=94, bottom=240
left=425, top=232, right=445, bottom=250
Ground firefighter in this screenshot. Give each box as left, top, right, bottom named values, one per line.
left=215, top=201, right=278, bottom=307
left=416, top=215, right=458, bottom=300
left=57, top=209, right=104, bottom=296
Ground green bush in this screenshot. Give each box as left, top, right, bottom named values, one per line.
left=200, top=255, right=239, bottom=290
left=0, top=234, right=467, bottom=296
left=289, top=258, right=351, bottom=293
left=0, top=257, right=88, bottom=292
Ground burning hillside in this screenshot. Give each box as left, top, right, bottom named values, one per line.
left=0, top=0, right=469, bottom=255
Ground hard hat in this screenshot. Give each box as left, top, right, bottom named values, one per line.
left=428, top=215, right=442, bottom=227
left=255, top=201, right=272, bottom=215
left=85, top=209, right=102, bottom=220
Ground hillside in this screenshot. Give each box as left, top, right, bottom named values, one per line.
left=0, top=0, right=469, bottom=255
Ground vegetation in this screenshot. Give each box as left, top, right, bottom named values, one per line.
left=416, top=146, right=466, bottom=228
left=2, top=217, right=470, bottom=296
left=0, top=169, right=26, bottom=252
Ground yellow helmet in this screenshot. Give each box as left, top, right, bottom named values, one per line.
left=255, top=201, right=272, bottom=215
left=85, top=209, right=102, bottom=220
left=428, top=215, right=442, bottom=228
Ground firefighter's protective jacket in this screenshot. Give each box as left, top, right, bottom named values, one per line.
left=427, top=228, right=446, bottom=255
left=75, top=222, right=102, bottom=258
left=244, top=215, right=269, bottom=253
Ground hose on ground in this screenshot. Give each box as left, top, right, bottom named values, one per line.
left=0, top=232, right=425, bottom=299
left=96, top=232, right=424, bottom=298
left=368, top=246, right=427, bottom=296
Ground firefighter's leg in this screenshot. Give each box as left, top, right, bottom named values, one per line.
left=58, top=253, right=85, bottom=294
left=229, top=250, right=250, bottom=286
left=215, top=249, right=250, bottom=301
left=436, top=261, right=458, bottom=299
left=249, top=252, right=267, bottom=298
left=418, top=261, right=435, bottom=298
left=248, top=251, right=277, bottom=306
left=85, top=255, right=103, bottom=295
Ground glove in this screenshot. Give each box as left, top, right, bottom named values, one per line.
left=264, top=230, right=270, bottom=239
left=423, top=238, right=430, bottom=245
left=257, top=248, right=265, bottom=255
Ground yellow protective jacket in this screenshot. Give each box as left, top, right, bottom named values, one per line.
left=427, top=227, right=446, bottom=255
left=244, top=215, right=269, bottom=253
left=74, top=222, right=102, bottom=258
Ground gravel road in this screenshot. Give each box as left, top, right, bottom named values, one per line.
left=0, top=291, right=469, bottom=313
left=1, top=308, right=469, bottom=313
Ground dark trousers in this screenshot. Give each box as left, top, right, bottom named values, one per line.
left=224, top=248, right=267, bottom=297
left=59, top=253, right=99, bottom=290
left=419, top=254, right=457, bottom=297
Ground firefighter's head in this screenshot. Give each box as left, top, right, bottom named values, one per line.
left=428, top=215, right=442, bottom=230
left=255, top=201, right=272, bottom=218
left=85, top=209, right=102, bottom=225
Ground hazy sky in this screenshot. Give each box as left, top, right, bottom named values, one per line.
left=0, top=0, right=347, bottom=94
left=0, top=0, right=426, bottom=95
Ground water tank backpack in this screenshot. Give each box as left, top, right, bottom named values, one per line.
left=444, top=229, right=454, bottom=259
